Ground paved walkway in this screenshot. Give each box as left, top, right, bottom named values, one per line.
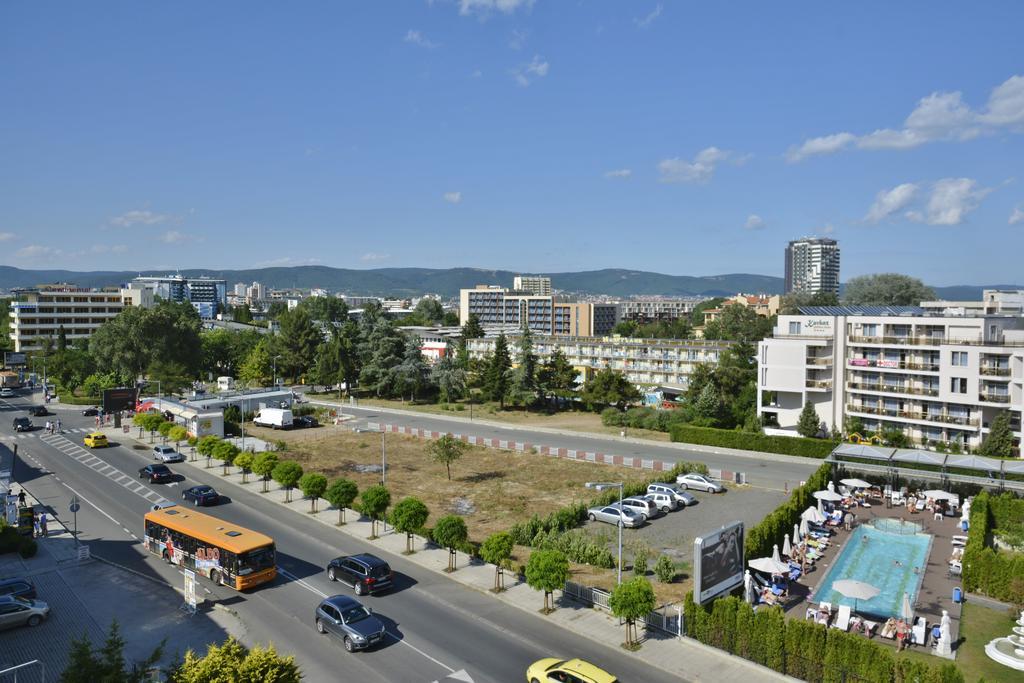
left=102, top=426, right=796, bottom=682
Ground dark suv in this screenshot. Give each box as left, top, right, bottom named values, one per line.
left=326, top=554, right=393, bottom=595
left=139, top=464, right=173, bottom=483
left=12, top=417, right=32, bottom=432
left=0, top=577, right=37, bottom=600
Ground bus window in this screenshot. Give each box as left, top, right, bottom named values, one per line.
left=238, top=546, right=275, bottom=576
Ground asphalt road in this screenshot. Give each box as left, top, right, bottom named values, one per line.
left=327, top=402, right=821, bottom=491
left=2, top=390, right=686, bottom=683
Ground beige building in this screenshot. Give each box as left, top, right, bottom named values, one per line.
left=513, top=275, right=552, bottom=296
left=8, top=284, right=154, bottom=352
left=703, top=294, right=781, bottom=323
left=459, top=286, right=617, bottom=336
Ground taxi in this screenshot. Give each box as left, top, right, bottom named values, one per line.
left=526, top=658, right=619, bottom=683
left=83, top=432, right=109, bottom=448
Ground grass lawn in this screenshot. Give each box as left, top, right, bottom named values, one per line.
left=313, top=394, right=673, bottom=443
left=248, top=421, right=690, bottom=603
left=895, top=602, right=1019, bottom=682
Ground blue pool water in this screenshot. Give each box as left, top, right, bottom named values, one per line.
left=812, top=521, right=932, bottom=618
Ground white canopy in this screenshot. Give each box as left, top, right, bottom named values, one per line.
left=801, top=506, right=826, bottom=523
left=840, top=478, right=872, bottom=489
left=749, top=557, right=790, bottom=574
left=832, top=579, right=881, bottom=601
left=921, top=490, right=959, bottom=502
left=814, top=490, right=844, bottom=502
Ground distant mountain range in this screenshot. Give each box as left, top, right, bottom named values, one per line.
left=0, top=265, right=1018, bottom=301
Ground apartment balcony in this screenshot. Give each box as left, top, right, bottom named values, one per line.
left=805, top=379, right=832, bottom=390
left=980, top=366, right=1011, bottom=377
left=978, top=393, right=1011, bottom=404
left=847, top=358, right=939, bottom=372
left=806, top=357, right=833, bottom=366
left=846, top=381, right=939, bottom=397
left=848, top=335, right=943, bottom=346
left=845, top=404, right=980, bottom=427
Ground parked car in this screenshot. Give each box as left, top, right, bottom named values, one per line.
left=0, top=577, right=37, bottom=600
left=617, top=496, right=660, bottom=521
left=12, top=417, right=32, bottom=432
left=526, top=658, right=619, bottom=683
left=139, top=464, right=173, bottom=483
left=676, top=473, right=725, bottom=493
left=0, top=595, right=50, bottom=630
left=0, top=388, right=15, bottom=398
left=83, top=432, right=109, bottom=448
left=643, top=491, right=679, bottom=514
left=326, top=553, right=394, bottom=595
left=293, top=415, right=319, bottom=428
left=314, top=594, right=386, bottom=652
left=647, top=483, right=696, bottom=507
left=586, top=505, right=643, bottom=528
left=27, top=406, right=48, bottom=417
left=153, top=445, right=184, bottom=463
left=182, top=485, right=220, bottom=506
left=81, top=406, right=100, bottom=416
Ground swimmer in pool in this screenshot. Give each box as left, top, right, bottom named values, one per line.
left=894, top=560, right=903, bottom=567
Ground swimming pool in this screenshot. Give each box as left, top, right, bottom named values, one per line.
left=812, top=521, right=932, bottom=618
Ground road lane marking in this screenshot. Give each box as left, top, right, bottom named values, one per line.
left=38, top=433, right=170, bottom=506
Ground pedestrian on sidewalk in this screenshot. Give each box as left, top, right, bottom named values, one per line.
left=39, top=511, right=48, bottom=537
left=17, top=488, right=27, bottom=507
left=45, top=420, right=52, bottom=434
left=56, top=418, right=62, bottom=433
left=33, top=513, right=41, bottom=538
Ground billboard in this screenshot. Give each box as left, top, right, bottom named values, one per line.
left=693, top=521, right=745, bottom=605
left=3, top=352, right=27, bottom=367
left=102, top=387, right=138, bottom=414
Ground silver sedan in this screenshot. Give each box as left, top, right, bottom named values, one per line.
left=587, top=505, right=643, bottom=528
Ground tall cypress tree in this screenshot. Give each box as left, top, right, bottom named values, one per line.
left=485, top=333, right=512, bottom=409
left=797, top=401, right=821, bottom=438
left=979, top=411, right=1014, bottom=457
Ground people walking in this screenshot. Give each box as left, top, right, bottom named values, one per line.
left=17, top=489, right=26, bottom=507
left=45, top=420, right=51, bottom=434
left=55, top=418, right=61, bottom=433
left=33, top=513, right=41, bottom=538
left=39, top=511, right=48, bottom=537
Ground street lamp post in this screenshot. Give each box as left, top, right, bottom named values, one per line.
left=238, top=399, right=246, bottom=451
left=272, top=355, right=281, bottom=389
left=586, top=480, right=624, bottom=585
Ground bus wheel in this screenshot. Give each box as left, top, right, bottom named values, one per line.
left=210, top=570, right=221, bottom=586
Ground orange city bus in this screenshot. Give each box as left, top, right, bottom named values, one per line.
left=143, top=504, right=276, bottom=590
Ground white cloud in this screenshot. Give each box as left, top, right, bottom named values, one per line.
left=744, top=214, right=765, bottom=230
left=15, top=245, right=62, bottom=260
left=508, top=28, right=527, bottom=50
left=865, top=183, right=919, bottom=222
left=789, top=74, right=1024, bottom=161
left=84, top=244, right=129, bottom=255
left=459, top=0, right=534, bottom=17
left=658, top=146, right=741, bottom=184
left=917, top=178, right=992, bottom=226
left=360, top=252, right=391, bottom=262
left=159, top=230, right=193, bottom=244
left=512, top=54, right=549, bottom=87
left=604, top=169, right=632, bottom=179
left=443, top=191, right=463, bottom=204
left=252, top=256, right=321, bottom=267
left=0, top=232, right=15, bottom=242
left=1010, top=206, right=1024, bottom=225
left=634, top=4, right=663, bottom=29
left=404, top=30, right=439, bottom=48
left=110, top=209, right=172, bottom=227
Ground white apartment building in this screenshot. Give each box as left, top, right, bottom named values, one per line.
left=757, top=307, right=1024, bottom=452
left=513, top=275, right=552, bottom=296
left=784, top=237, right=840, bottom=295
left=459, top=286, right=617, bottom=336
left=467, top=334, right=730, bottom=389
left=920, top=289, right=1024, bottom=317
left=618, top=298, right=705, bottom=323
left=8, top=284, right=154, bottom=352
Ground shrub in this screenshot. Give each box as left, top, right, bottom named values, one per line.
left=654, top=554, right=676, bottom=583
left=18, top=537, right=38, bottom=559
left=670, top=424, right=834, bottom=458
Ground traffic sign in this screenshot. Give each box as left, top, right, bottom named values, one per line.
left=69, top=501, right=80, bottom=513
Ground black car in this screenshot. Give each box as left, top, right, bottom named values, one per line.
left=0, top=577, right=37, bottom=601
left=293, top=416, right=319, bottom=429
left=182, top=485, right=220, bottom=506
left=27, top=406, right=48, bottom=417
left=314, top=594, right=386, bottom=652
left=139, top=464, right=173, bottom=483
left=326, top=554, right=393, bottom=595
left=12, top=417, right=33, bottom=432
left=81, top=407, right=99, bottom=416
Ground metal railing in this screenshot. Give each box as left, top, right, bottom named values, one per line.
left=806, top=357, right=833, bottom=366
left=979, top=393, right=1011, bottom=404
left=562, top=581, right=683, bottom=638
left=980, top=366, right=1012, bottom=377
left=849, top=335, right=1024, bottom=348
left=806, top=380, right=832, bottom=389
left=845, top=404, right=979, bottom=426
left=846, top=381, right=939, bottom=397
left=846, top=359, right=939, bottom=372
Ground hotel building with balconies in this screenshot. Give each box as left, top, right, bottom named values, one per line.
left=757, top=306, right=1024, bottom=453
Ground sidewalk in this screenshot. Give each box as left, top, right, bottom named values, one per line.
left=107, top=427, right=794, bottom=682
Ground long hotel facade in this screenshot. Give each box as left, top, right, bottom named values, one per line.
left=757, top=306, right=1024, bottom=452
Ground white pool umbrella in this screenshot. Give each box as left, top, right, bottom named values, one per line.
left=827, top=481, right=836, bottom=492
left=814, top=490, right=844, bottom=502
left=794, top=523, right=801, bottom=542
left=772, top=544, right=781, bottom=563
left=782, top=534, right=792, bottom=558
left=802, top=506, right=825, bottom=524
left=749, top=557, right=790, bottom=574
left=901, top=592, right=914, bottom=621
left=840, top=478, right=872, bottom=489
left=922, top=490, right=957, bottom=501
left=800, top=518, right=810, bottom=538
left=833, top=579, right=880, bottom=612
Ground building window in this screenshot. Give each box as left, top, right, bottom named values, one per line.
left=862, top=324, right=878, bottom=337
left=788, top=322, right=801, bottom=335
left=951, top=351, right=968, bottom=367
left=950, top=378, right=967, bottom=394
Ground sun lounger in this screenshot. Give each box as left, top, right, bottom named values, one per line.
left=831, top=604, right=852, bottom=631
left=862, top=619, right=879, bottom=637
left=951, top=535, right=968, bottom=547
left=912, top=617, right=927, bottom=645
left=880, top=620, right=897, bottom=639
left=814, top=602, right=832, bottom=626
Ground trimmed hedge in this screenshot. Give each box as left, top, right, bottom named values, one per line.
left=745, top=463, right=830, bottom=562
left=962, top=491, right=1024, bottom=604
left=684, top=593, right=963, bottom=683
left=670, top=424, right=834, bottom=458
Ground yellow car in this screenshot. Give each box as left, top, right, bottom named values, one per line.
left=526, top=658, right=619, bottom=683
left=83, top=432, right=108, bottom=448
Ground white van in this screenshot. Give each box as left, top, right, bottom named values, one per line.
left=217, top=376, right=235, bottom=392
left=252, top=407, right=294, bottom=429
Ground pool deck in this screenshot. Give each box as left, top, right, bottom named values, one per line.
left=779, top=499, right=963, bottom=659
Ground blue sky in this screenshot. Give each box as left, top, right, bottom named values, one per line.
left=2, top=1, right=1023, bottom=285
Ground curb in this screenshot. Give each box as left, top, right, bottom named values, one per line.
left=89, top=554, right=237, bottom=617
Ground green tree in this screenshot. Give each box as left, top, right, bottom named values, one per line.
left=506, top=327, right=538, bottom=407
left=779, top=290, right=839, bottom=315
left=296, top=295, right=349, bottom=323
left=389, top=497, right=430, bottom=553
left=271, top=460, right=304, bottom=502
left=427, top=433, right=467, bottom=480
left=693, top=381, right=722, bottom=425
left=252, top=452, right=279, bottom=493
left=431, top=351, right=466, bottom=405
left=797, top=401, right=821, bottom=438
left=60, top=620, right=164, bottom=683
left=702, top=304, right=774, bottom=343
left=212, top=440, right=240, bottom=475
left=298, top=472, right=328, bottom=513
left=843, top=273, right=935, bottom=306
left=690, top=297, right=725, bottom=325
left=276, top=307, right=322, bottom=383
left=483, top=333, right=512, bottom=408
left=324, top=478, right=359, bottom=525
left=360, top=484, right=391, bottom=538
left=168, top=637, right=300, bottom=683
left=168, top=425, right=188, bottom=452
left=157, top=420, right=175, bottom=444
left=410, top=297, right=445, bottom=325
left=358, top=319, right=406, bottom=397
left=608, top=576, right=657, bottom=648
left=232, top=304, right=254, bottom=324
left=537, top=348, right=578, bottom=405
left=433, top=514, right=469, bottom=572
left=979, top=411, right=1015, bottom=457
left=461, top=313, right=485, bottom=339
left=580, top=366, right=641, bottom=411
left=234, top=451, right=254, bottom=483
left=196, top=434, right=221, bottom=465
left=136, top=412, right=166, bottom=442
left=393, top=342, right=430, bottom=401
left=654, top=554, right=676, bottom=583
left=239, top=338, right=273, bottom=387
left=480, top=531, right=515, bottom=591
left=525, top=548, right=569, bottom=613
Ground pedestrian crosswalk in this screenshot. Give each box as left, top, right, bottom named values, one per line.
left=1, top=426, right=95, bottom=441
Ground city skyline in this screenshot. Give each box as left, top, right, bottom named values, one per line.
left=3, top=2, right=1023, bottom=283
